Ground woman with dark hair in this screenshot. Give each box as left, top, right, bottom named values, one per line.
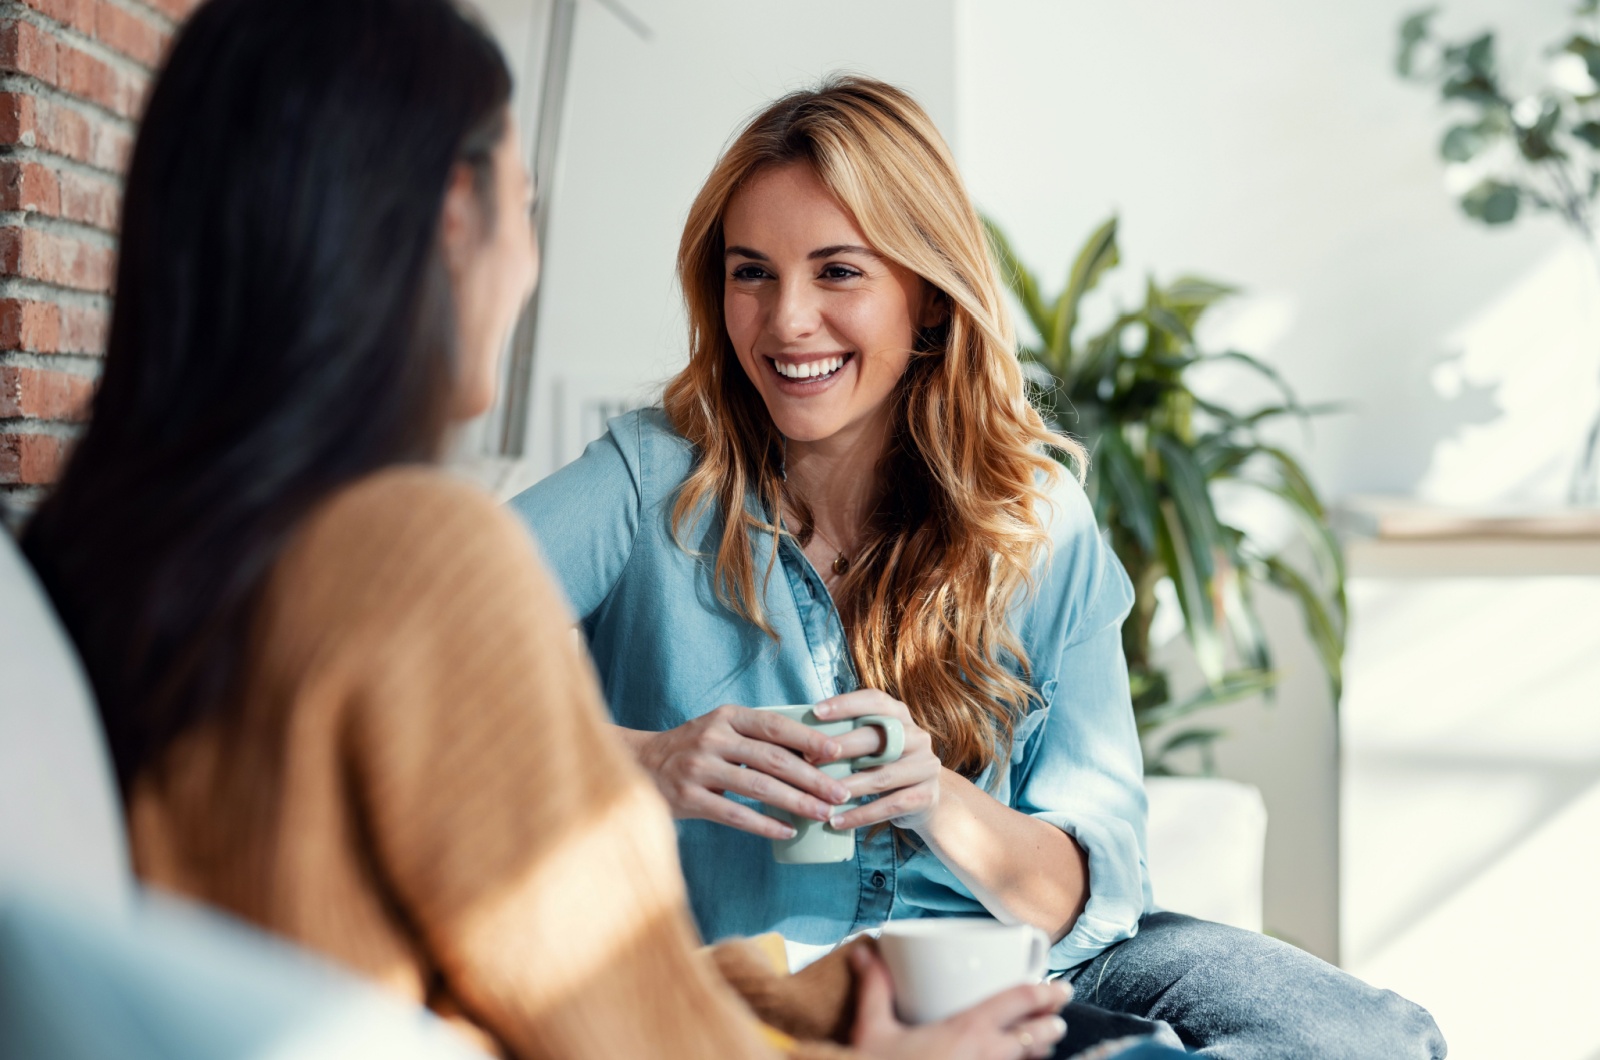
left=20, top=1, right=1076, bottom=1057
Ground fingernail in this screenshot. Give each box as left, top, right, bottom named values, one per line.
left=1054, top=982, right=1073, bottom=1003
left=821, top=740, right=840, bottom=758
left=1049, top=1016, right=1067, bottom=1037
left=830, top=785, right=850, bottom=803
left=812, top=803, right=833, bottom=821
left=828, top=814, right=847, bottom=828
left=779, top=825, right=797, bottom=839
left=814, top=703, right=833, bottom=718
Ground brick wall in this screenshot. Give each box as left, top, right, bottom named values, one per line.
left=0, top=0, right=200, bottom=524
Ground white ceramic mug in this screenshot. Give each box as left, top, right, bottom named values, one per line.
left=877, top=918, right=1051, bottom=1025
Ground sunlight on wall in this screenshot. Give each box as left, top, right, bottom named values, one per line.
left=1342, top=576, right=1600, bottom=1060
left=1419, top=244, right=1600, bottom=507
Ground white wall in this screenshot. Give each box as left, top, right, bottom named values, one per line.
left=522, top=0, right=958, bottom=475
left=956, top=0, right=1582, bottom=502
left=956, top=0, right=1591, bottom=965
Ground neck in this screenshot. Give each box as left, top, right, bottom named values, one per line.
left=783, top=410, right=892, bottom=550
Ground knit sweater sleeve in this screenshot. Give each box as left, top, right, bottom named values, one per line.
left=284, top=468, right=784, bottom=1060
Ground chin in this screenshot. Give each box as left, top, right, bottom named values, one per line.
left=766, top=411, right=852, bottom=445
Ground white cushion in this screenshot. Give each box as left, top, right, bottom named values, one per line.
left=0, top=529, right=131, bottom=912
left=0, top=886, right=488, bottom=1060
left=1145, top=776, right=1267, bottom=932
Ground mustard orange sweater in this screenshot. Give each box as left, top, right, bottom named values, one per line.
left=128, top=468, right=856, bottom=1059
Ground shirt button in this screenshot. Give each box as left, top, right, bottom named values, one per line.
left=871, top=871, right=887, bottom=888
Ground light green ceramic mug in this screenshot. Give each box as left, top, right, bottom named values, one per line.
left=753, top=705, right=905, bottom=864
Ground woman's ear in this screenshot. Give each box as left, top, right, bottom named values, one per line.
left=438, top=162, right=480, bottom=277
left=918, top=285, right=951, bottom=330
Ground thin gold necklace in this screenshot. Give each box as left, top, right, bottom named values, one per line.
left=808, top=523, right=852, bottom=577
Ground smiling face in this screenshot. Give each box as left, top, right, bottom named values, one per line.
left=722, top=162, right=934, bottom=448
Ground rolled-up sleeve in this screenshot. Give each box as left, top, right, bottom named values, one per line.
left=506, top=414, right=643, bottom=622
left=1012, top=474, right=1150, bottom=972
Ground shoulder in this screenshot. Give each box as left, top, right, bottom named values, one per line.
left=1020, top=463, right=1135, bottom=650
left=616, top=407, right=696, bottom=501
left=298, top=465, right=528, bottom=561
left=1034, top=464, right=1099, bottom=550
left=274, top=465, right=567, bottom=629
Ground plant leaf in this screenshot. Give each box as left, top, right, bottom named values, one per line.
left=1460, top=178, right=1522, bottom=224
left=1217, top=541, right=1274, bottom=677
left=982, top=217, right=1052, bottom=344
left=1258, top=555, right=1345, bottom=699
left=1396, top=7, right=1439, bottom=77
left=1140, top=670, right=1279, bottom=731
left=1156, top=434, right=1222, bottom=581
left=1441, top=123, right=1488, bottom=161
left=1097, top=427, right=1160, bottom=554
left=1150, top=728, right=1228, bottom=775
left=1049, top=217, right=1120, bottom=374
left=1157, top=499, right=1226, bottom=685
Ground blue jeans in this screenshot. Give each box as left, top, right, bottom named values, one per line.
left=1060, top=912, right=1447, bottom=1059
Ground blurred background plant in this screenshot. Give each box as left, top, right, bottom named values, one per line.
left=985, top=217, right=1348, bottom=774
left=1397, top=1, right=1600, bottom=502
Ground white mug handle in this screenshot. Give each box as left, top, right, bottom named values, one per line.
left=1025, top=925, right=1050, bottom=980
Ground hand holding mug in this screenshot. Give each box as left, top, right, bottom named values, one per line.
left=849, top=944, right=1068, bottom=1060
left=629, top=705, right=853, bottom=839
left=814, top=689, right=944, bottom=831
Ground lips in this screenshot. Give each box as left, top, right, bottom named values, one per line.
left=766, top=353, right=853, bottom=385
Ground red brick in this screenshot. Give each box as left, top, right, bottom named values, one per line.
left=0, top=90, right=132, bottom=174
left=0, top=226, right=115, bottom=292
left=59, top=303, right=107, bottom=353
left=0, top=91, right=34, bottom=144
left=58, top=167, right=117, bottom=229
left=0, top=159, right=61, bottom=214
left=94, top=2, right=163, bottom=67
left=58, top=42, right=146, bottom=119
left=0, top=364, right=94, bottom=420
left=137, top=0, right=201, bottom=22
left=38, top=96, right=93, bottom=162
left=0, top=20, right=61, bottom=84
left=21, top=0, right=96, bottom=38
left=0, top=298, right=63, bottom=351
left=0, top=430, right=71, bottom=484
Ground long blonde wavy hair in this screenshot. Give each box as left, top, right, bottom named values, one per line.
left=663, top=75, right=1087, bottom=778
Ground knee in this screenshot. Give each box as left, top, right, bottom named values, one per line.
left=1356, top=988, right=1447, bottom=1060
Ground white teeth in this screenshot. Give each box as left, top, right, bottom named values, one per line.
left=774, top=356, right=846, bottom=380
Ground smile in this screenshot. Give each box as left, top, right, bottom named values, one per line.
left=766, top=353, right=852, bottom=383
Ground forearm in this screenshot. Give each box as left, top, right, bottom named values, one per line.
left=911, top=770, right=1088, bottom=943
left=611, top=722, right=651, bottom=757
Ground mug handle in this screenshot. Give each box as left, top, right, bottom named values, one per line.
left=851, top=715, right=904, bottom=769
left=1025, top=925, right=1050, bottom=981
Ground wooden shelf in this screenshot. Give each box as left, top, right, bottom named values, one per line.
left=1336, top=496, right=1600, bottom=576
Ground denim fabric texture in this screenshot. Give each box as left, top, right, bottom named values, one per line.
left=1066, top=913, right=1447, bottom=1058
left=508, top=409, right=1153, bottom=972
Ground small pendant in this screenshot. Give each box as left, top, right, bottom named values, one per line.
left=832, top=553, right=850, bottom=576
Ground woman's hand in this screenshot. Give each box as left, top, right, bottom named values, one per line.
left=624, top=707, right=854, bottom=839
left=814, top=689, right=944, bottom=831
left=849, top=946, right=1069, bottom=1060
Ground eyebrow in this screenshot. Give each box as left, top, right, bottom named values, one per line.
left=724, top=244, right=881, bottom=262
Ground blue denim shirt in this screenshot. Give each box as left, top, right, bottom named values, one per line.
left=508, top=409, right=1153, bottom=972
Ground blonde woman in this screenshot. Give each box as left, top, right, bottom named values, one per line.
left=512, top=77, right=1442, bottom=1059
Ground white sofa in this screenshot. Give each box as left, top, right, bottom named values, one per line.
left=0, top=528, right=484, bottom=1060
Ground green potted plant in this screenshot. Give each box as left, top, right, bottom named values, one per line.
left=985, top=217, right=1347, bottom=774
left=1396, top=1, right=1600, bottom=502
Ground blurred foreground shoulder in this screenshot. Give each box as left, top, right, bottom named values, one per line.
left=273, top=465, right=574, bottom=630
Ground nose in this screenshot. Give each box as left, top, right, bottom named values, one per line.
left=768, top=277, right=821, bottom=344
